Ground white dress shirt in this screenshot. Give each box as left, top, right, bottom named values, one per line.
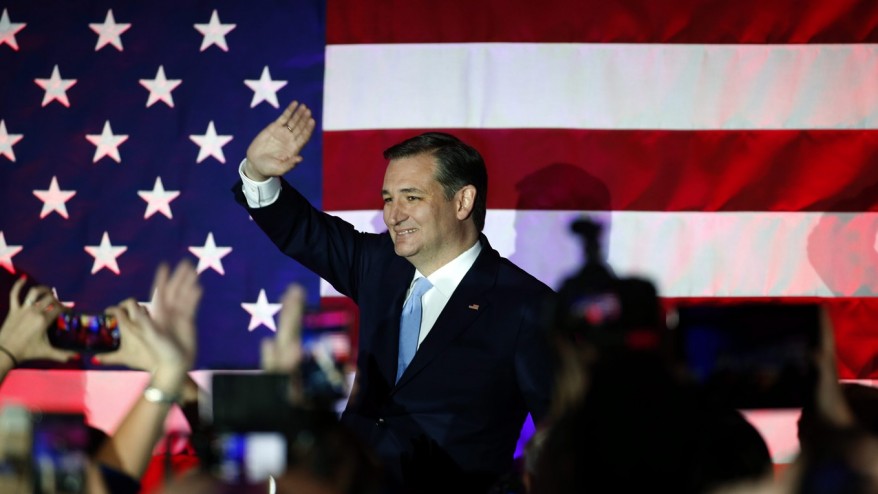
left=239, top=159, right=281, bottom=208
left=409, top=241, right=481, bottom=347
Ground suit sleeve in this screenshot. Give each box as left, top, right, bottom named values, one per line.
left=513, top=289, right=555, bottom=424
left=232, top=177, right=377, bottom=301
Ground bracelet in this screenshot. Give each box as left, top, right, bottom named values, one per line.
left=143, top=386, right=181, bottom=405
left=0, top=345, right=18, bottom=367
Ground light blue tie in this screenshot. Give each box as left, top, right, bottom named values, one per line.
left=397, top=277, right=432, bottom=383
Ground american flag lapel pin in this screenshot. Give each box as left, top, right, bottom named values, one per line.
left=468, top=304, right=479, bottom=310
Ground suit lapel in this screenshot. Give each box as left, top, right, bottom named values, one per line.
left=393, top=237, right=499, bottom=391
left=374, top=260, right=414, bottom=388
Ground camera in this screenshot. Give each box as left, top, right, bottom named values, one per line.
left=199, top=307, right=354, bottom=485
left=669, top=302, right=821, bottom=409
left=204, top=373, right=339, bottom=485
left=48, top=312, right=120, bottom=353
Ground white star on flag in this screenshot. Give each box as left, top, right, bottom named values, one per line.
left=244, top=66, right=288, bottom=108
left=0, top=8, right=25, bottom=51
left=194, top=10, right=235, bottom=52
left=33, top=176, right=76, bottom=219
left=138, top=177, right=180, bottom=219
left=189, top=121, right=232, bottom=164
left=188, top=232, right=232, bottom=275
left=84, top=232, right=127, bottom=275
left=241, top=289, right=281, bottom=332
left=89, top=9, right=131, bottom=51
left=86, top=120, right=128, bottom=163
left=34, top=65, right=77, bottom=107
left=52, top=288, right=75, bottom=309
left=139, top=65, right=182, bottom=108
left=0, top=120, right=23, bottom=161
left=0, top=232, right=23, bottom=274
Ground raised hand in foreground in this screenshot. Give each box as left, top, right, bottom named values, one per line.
left=0, top=278, right=73, bottom=377
left=260, top=283, right=306, bottom=373
left=99, top=261, right=200, bottom=377
left=95, top=260, right=202, bottom=480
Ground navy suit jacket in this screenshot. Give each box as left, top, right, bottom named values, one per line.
left=235, top=179, right=554, bottom=492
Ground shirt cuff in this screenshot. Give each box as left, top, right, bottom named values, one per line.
left=238, top=158, right=281, bottom=208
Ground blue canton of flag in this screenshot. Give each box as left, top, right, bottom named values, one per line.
left=0, top=0, right=326, bottom=369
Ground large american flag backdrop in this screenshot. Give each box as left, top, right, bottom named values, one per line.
left=0, top=0, right=325, bottom=369
left=1, top=0, right=878, bottom=462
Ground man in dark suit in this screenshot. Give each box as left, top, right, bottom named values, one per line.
left=233, top=101, right=554, bottom=492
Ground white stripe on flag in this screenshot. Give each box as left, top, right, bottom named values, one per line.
left=319, top=210, right=878, bottom=298
left=325, top=43, right=878, bottom=131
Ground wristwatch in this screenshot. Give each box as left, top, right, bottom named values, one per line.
left=143, top=386, right=180, bottom=405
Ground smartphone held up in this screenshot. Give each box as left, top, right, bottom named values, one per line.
left=48, top=312, right=120, bottom=354
left=670, top=302, right=822, bottom=409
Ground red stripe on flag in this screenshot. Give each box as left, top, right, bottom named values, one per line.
left=324, top=129, right=878, bottom=212
left=328, top=0, right=878, bottom=44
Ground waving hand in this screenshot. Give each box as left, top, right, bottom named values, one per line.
left=244, top=100, right=316, bottom=181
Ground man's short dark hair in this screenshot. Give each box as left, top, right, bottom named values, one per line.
left=383, top=132, right=488, bottom=232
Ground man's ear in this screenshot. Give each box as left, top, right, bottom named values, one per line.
left=455, top=185, right=476, bottom=221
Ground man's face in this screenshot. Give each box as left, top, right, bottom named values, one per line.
left=382, top=153, right=463, bottom=273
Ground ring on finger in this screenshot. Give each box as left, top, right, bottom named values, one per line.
left=284, top=124, right=294, bottom=133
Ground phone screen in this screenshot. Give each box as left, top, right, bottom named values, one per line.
left=49, top=313, right=120, bottom=353
left=210, top=374, right=293, bottom=432
left=299, top=308, right=353, bottom=401
left=672, top=302, right=820, bottom=409
left=211, top=432, right=286, bottom=485
left=31, top=413, right=89, bottom=494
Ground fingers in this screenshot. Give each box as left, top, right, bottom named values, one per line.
left=161, top=261, right=201, bottom=355
left=817, top=306, right=839, bottom=374
left=285, top=102, right=311, bottom=130
left=814, top=303, right=855, bottom=426
left=109, top=302, right=134, bottom=331
left=275, top=102, right=315, bottom=150
left=0, top=284, right=71, bottom=363
left=101, top=303, right=152, bottom=369
left=120, top=298, right=147, bottom=319
left=112, top=298, right=149, bottom=335
left=286, top=105, right=315, bottom=144
left=273, top=100, right=300, bottom=126
left=18, top=285, right=62, bottom=319
left=260, top=338, right=278, bottom=372
left=22, top=285, right=52, bottom=309
left=260, top=284, right=306, bottom=373
left=152, top=262, right=170, bottom=296
left=168, top=260, right=202, bottom=311
left=277, top=284, right=305, bottom=347
left=156, top=260, right=201, bottom=320
left=150, top=263, right=171, bottom=324
left=247, top=100, right=314, bottom=179
left=8, top=276, right=26, bottom=310
left=150, top=260, right=200, bottom=368
left=42, top=298, right=64, bottom=320
left=819, top=305, right=836, bottom=353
